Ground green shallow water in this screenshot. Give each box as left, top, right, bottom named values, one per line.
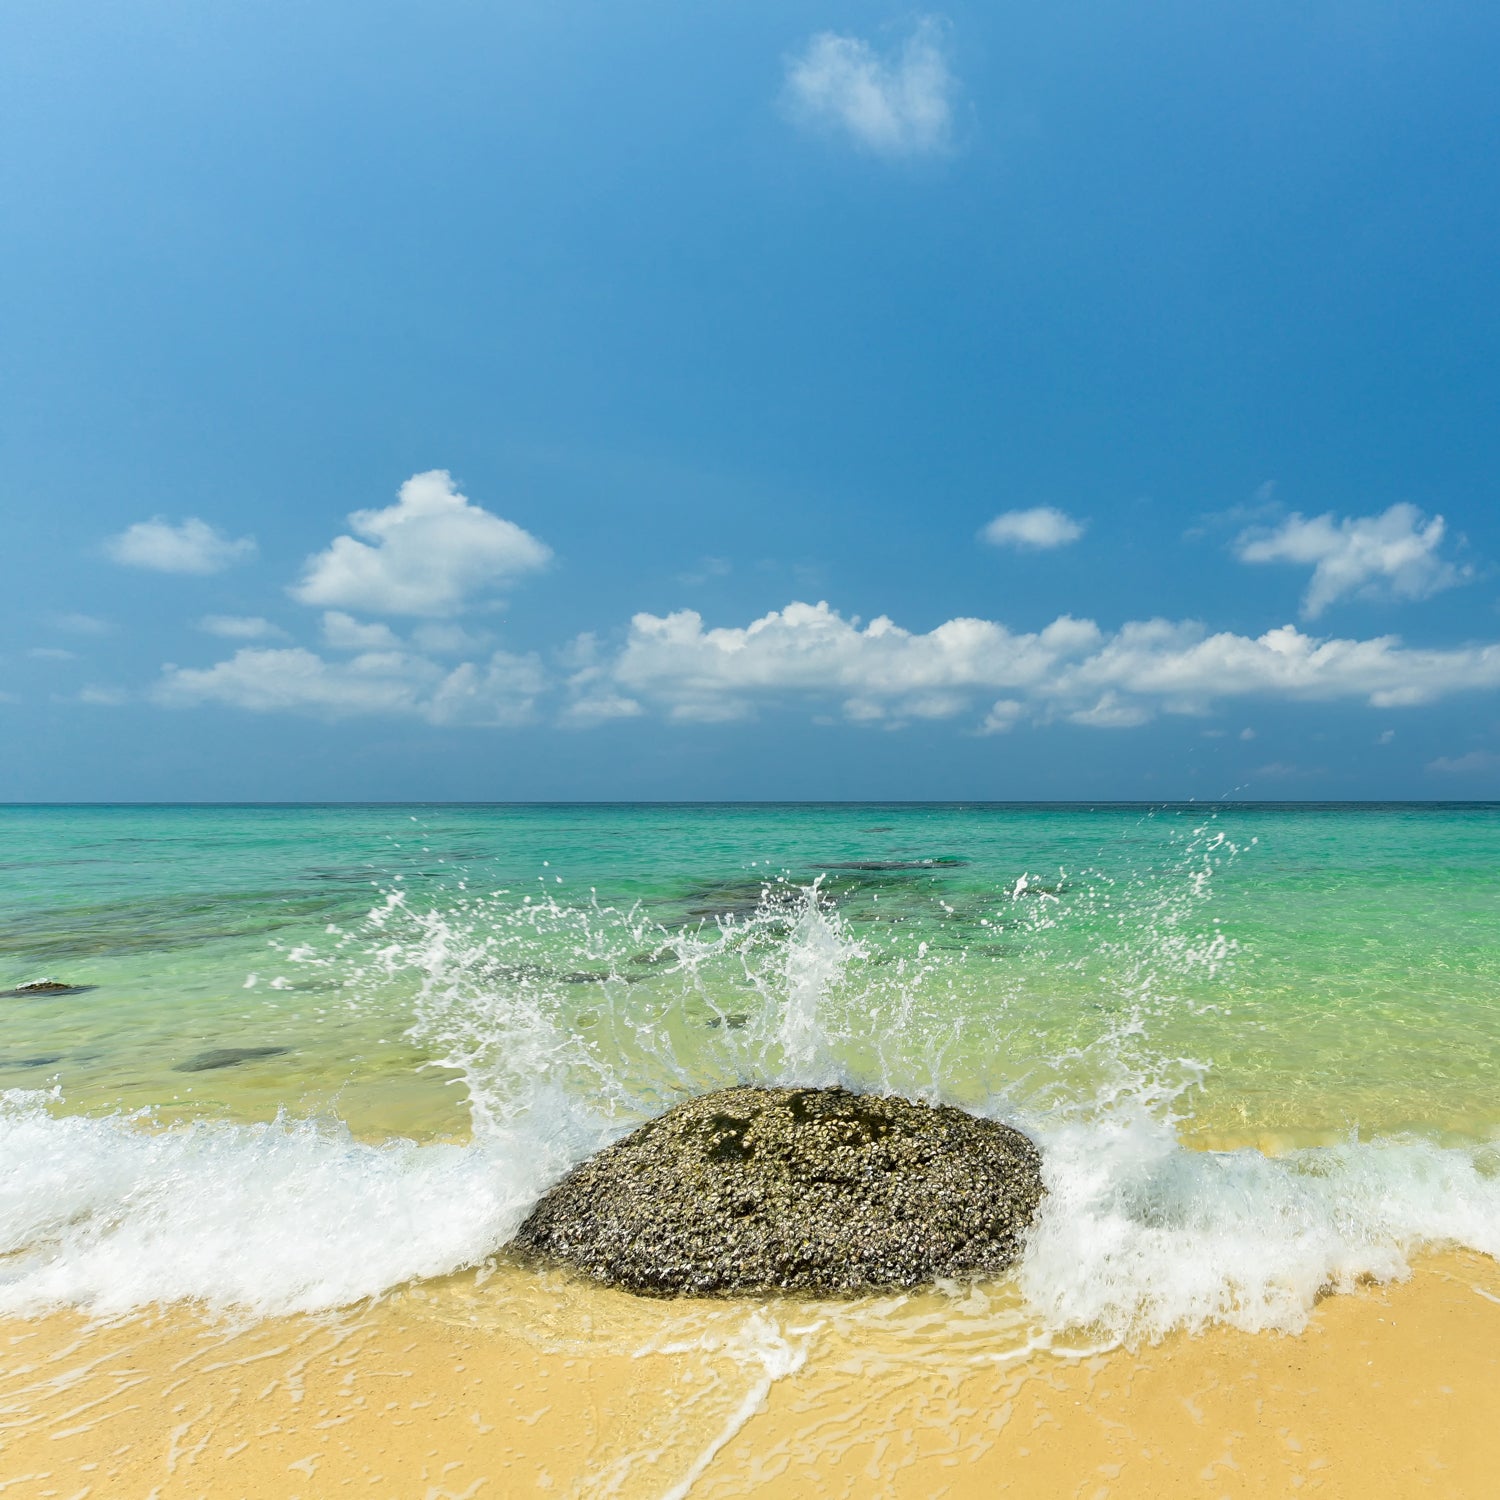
left=2, top=802, right=1497, bottom=1149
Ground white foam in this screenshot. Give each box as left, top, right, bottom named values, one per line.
left=0, top=1089, right=586, bottom=1318
left=1022, top=1109, right=1500, bottom=1341
left=7, top=841, right=1499, bottom=1342
left=6, top=1082, right=1499, bottom=1339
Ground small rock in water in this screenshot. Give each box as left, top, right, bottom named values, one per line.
left=0, top=1055, right=64, bottom=1068
left=514, top=1084, right=1045, bottom=1297
left=704, top=1012, right=749, bottom=1030
left=2, top=978, right=97, bottom=998
left=173, top=1046, right=290, bottom=1073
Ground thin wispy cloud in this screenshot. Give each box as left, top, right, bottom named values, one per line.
left=107, top=517, right=257, bottom=575
left=982, top=507, right=1085, bottom=551
left=292, top=470, right=551, bottom=618
left=1236, top=503, right=1469, bottom=619
left=50, top=612, right=113, bottom=636
left=783, top=17, right=956, bottom=158
left=1427, top=749, right=1498, bottom=774
left=197, top=615, right=289, bottom=641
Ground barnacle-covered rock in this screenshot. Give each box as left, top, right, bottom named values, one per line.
left=513, top=1085, right=1044, bottom=1297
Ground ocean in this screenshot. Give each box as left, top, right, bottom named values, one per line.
left=4, top=800, right=1498, bottom=1352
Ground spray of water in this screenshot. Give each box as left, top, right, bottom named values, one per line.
left=5, top=815, right=1498, bottom=1357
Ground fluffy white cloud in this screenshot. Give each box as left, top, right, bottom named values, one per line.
left=1236, top=503, right=1469, bottom=618
left=611, top=601, right=1098, bottom=723
left=155, top=644, right=545, bottom=727
left=982, top=507, right=1085, bottom=551
left=197, top=615, right=289, bottom=641
left=597, top=599, right=1500, bottom=728
left=783, top=18, right=955, bottom=158
left=291, top=470, right=551, bottom=617
left=107, top=517, right=257, bottom=574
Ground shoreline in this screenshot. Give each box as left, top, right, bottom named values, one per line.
left=4, top=1249, right=1499, bottom=1497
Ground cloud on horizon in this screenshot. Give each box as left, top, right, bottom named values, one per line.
left=151, top=595, right=1500, bottom=734
left=782, top=17, right=956, bottom=158
left=107, top=517, right=257, bottom=575
left=1235, top=503, right=1469, bottom=619
left=291, top=470, right=551, bottom=617
left=1427, top=749, right=1499, bottom=774
left=580, top=600, right=1500, bottom=729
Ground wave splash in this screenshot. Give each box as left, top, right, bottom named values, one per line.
left=4, top=820, right=1498, bottom=1345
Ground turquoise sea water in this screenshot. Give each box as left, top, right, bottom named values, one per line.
left=3, top=802, right=1499, bottom=1339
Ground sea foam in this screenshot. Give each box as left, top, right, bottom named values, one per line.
left=4, top=847, right=1498, bottom=1344
left=4, top=1088, right=1498, bottom=1342
left=0, top=1089, right=585, bottom=1318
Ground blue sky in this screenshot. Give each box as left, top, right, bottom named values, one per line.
left=4, top=0, right=1499, bottom=799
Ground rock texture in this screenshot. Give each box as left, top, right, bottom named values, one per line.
left=514, top=1084, right=1044, bottom=1297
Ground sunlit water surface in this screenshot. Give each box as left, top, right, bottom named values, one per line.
left=3, top=802, right=1498, bottom=1353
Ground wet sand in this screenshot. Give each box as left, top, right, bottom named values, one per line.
left=3, top=1251, right=1498, bottom=1499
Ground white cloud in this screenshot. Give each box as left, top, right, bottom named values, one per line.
left=107, top=517, right=257, bottom=574
left=1427, top=750, right=1498, bottom=774
left=412, top=622, right=493, bottom=655
left=1236, top=503, right=1469, bottom=619
left=562, top=692, right=645, bottom=726
left=155, top=644, right=545, bottom=727
left=320, top=611, right=402, bottom=651
left=291, top=470, right=551, bottom=617
left=982, top=507, right=1085, bottom=551
left=197, top=615, right=289, bottom=641
left=979, top=699, right=1025, bottom=735
left=783, top=17, right=955, bottom=158
left=592, top=599, right=1500, bottom=728
left=51, top=613, right=113, bottom=636
left=678, top=557, right=732, bottom=588
left=77, top=686, right=128, bottom=706
left=28, top=647, right=77, bottom=661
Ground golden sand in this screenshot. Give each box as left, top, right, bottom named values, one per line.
left=3, top=1252, right=1498, bottom=1499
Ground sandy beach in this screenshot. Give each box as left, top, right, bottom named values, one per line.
left=4, top=1249, right=1498, bottom=1498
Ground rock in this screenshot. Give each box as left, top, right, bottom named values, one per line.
left=2, top=978, right=97, bottom=997
left=173, top=1046, right=289, bottom=1073
left=513, top=1085, right=1044, bottom=1298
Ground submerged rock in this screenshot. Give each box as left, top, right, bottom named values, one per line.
left=514, top=1085, right=1044, bottom=1298
left=173, top=1046, right=289, bottom=1073
left=812, top=857, right=968, bottom=872
left=2, top=978, right=97, bottom=997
